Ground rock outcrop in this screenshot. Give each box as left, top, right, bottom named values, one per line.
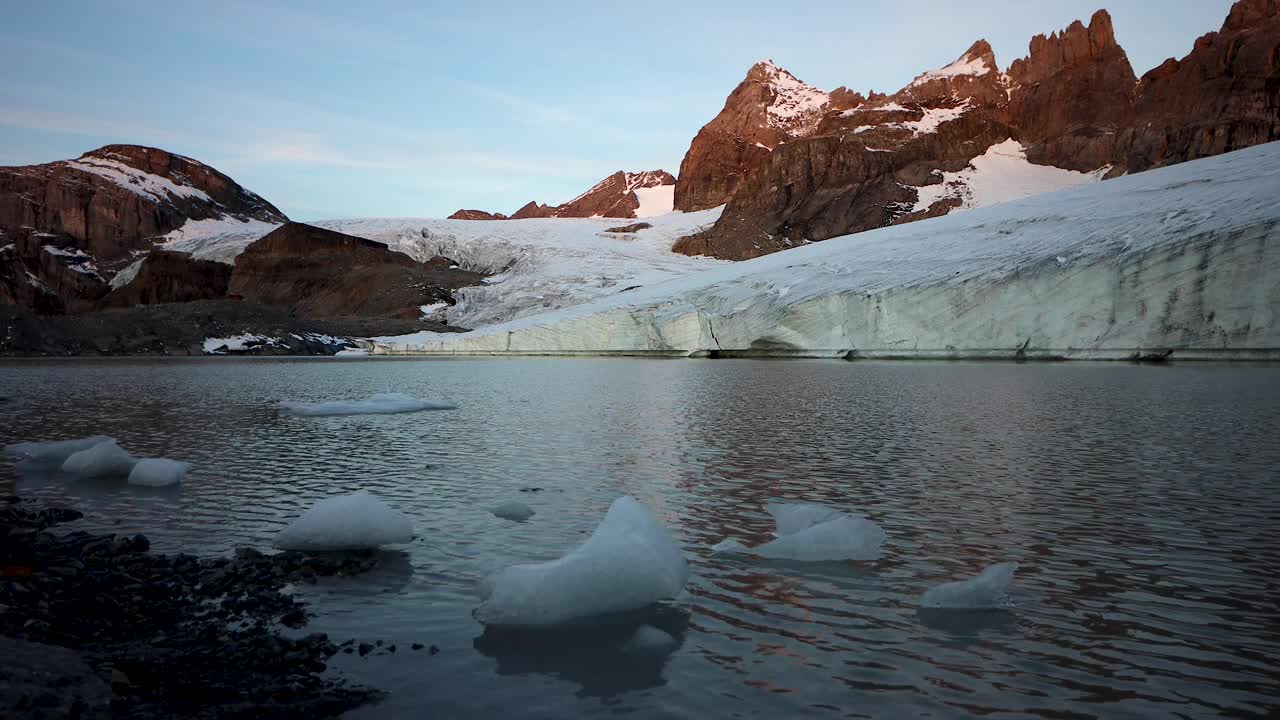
left=673, top=61, right=851, bottom=213
left=448, top=209, right=508, bottom=220
left=1115, top=0, right=1280, bottom=173
left=0, top=145, right=285, bottom=312
left=453, top=170, right=676, bottom=221
left=227, top=222, right=485, bottom=320
left=101, top=250, right=232, bottom=308
left=675, top=2, right=1280, bottom=260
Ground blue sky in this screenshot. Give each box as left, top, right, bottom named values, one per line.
left=0, top=0, right=1234, bottom=220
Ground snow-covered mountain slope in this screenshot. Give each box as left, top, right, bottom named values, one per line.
left=907, top=139, right=1108, bottom=213
left=371, top=142, right=1280, bottom=359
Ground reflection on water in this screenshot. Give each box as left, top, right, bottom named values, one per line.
left=2, top=357, right=1279, bottom=718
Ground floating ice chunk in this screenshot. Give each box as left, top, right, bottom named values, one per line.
left=492, top=501, right=535, bottom=522
left=765, top=502, right=846, bottom=537
left=920, top=561, right=1018, bottom=609
left=623, top=625, right=678, bottom=654
left=714, top=503, right=885, bottom=561
left=127, top=458, right=192, bottom=487
left=61, top=440, right=137, bottom=478
left=275, top=491, right=414, bottom=551
left=278, top=393, right=456, bottom=417
left=710, top=537, right=751, bottom=554
left=4, top=436, right=116, bottom=465
left=753, top=514, right=885, bottom=561
left=476, top=496, right=688, bottom=626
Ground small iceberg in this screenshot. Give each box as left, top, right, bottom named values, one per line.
left=275, top=490, right=414, bottom=551
left=128, top=458, right=192, bottom=487
left=61, top=439, right=137, bottom=478
left=622, top=624, right=678, bottom=654
left=712, top=502, right=884, bottom=561
left=278, top=393, right=456, bottom=417
left=920, top=561, right=1018, bottom=609
left=4, top=436, right=116, bottom=465
left=476, top=496, right=688, bottom=627
left=492, top=501, right=535, bottom=522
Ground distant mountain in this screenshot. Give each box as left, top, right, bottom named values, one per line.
left=0, top=145, right=286, bottom=312
left=675, top=0, right=1280, bottom=259
left=449, top=169, right=676, bottom=221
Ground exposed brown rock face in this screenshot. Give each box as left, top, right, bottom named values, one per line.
left=101, top=250, right=231, bottom=308
left=677, top=1, right=1280, bottom=260
left=674, top=61, right=837, bottom=212
left=457, top=170, right=676, bottom=220
left=1006, top=10, right=1137, bottom=171
left=448, top=209, right=508, bottom=220
left=227, top=222, right=485, bottom=320
left=1116, top=0, right=1279, bottom=173
left=0, top=145, right=285, bottom=313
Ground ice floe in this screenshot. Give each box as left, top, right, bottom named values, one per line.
left=278, top=393, right=456, bottom=417
left=4, top=436, right=116, bottom=465
left=61, top=439, right=138, bottom=478
left=491, top=501, right=535, bottom=522
left=275, top=491, right=414, bottom=551
left=919, top=561, right=1018, bottom=609
left=127, top=458, right=192, bottom=487
left=622, top=624, right=678, bottom=654
left=475, top=496, right=688, bottom=626
left=713, top=503, right=885, bottom=561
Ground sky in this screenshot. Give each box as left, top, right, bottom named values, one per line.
left=0, top=0, right=1235, bottom=221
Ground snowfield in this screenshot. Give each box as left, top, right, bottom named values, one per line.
left=370, top=142, right=1280, bottom=360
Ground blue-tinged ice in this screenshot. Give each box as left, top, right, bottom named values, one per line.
left=275, top=490, right=414, bottom=551
left=4, top=436, right=116, bottom=465
left=476, top=496, right=688, bottom=627
left=919, top=561, right=1018, bottom=609
left=128, top=458, right=192, bottom=487
left=61, top=439, right=137, bottom=478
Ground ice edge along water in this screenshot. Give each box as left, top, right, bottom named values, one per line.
left=371, top=142, right=1280, bottom=360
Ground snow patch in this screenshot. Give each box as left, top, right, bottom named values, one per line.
left=275, top=490, right=414, bottom=551
left=633, top=185, right=675, bottom=218
left=65, top=157, right=213, bottom=204
left=159, top=216, right=282, bottom=263
left=475, top=496, right=688, bottom=626
left=109, top=258, right=144, bottom=289
left=911, top=139, right=1107, bottom=214
left=202, top=334, right=283, bottom=354
left=758, top=60, right=830, bottom=134
left=910, top=52, right=994, bottom=86
left=278, top=393, right=456, bottom=417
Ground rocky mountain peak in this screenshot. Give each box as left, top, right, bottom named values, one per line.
left=1007, top=9, right=1132, bottom=87
left=1222, top=0, right=1278, bottom=32
left=452, top=169, right=676, bottom=221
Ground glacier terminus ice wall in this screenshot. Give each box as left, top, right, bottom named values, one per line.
left=373, top=143, right=1280, bottom=361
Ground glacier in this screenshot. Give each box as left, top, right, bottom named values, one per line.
left=475, top=496, right=688, bottom=627
left=370, top=142, right=1280, bottom=360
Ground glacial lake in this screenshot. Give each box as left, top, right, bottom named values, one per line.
left=2, top=357, right=1278, bottom=718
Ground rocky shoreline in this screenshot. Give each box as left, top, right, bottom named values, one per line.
left=1, top=301, right=463, bottom=357
left=0, top=496, right=393, bottom=718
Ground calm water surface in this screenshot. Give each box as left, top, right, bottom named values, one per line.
left=2, top=358, right=1278, bottom=719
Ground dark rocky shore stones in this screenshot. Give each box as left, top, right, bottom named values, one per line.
left=0, top=496, right=386, bottom=718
